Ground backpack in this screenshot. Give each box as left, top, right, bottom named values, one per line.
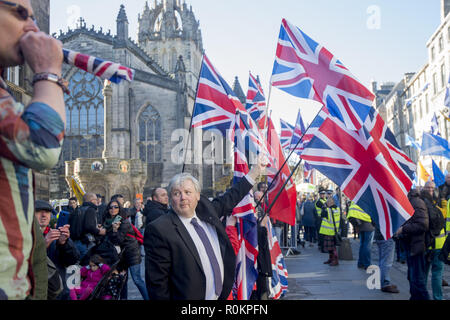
left=423, top=198, right=445, bottom=247
left=69, top=206, right=87, bottom=240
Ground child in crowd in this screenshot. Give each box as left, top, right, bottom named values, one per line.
left=70, top=254, right=110, bottom=300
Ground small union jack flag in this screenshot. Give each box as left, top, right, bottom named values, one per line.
left=280, top=119, right=294, bottom=151
left=191, top=54, right=246, bottom=135
left=63, top=49, right=134, bottom=84
left=265, top=218, right=288, bottom=299
left=245, top=72, right=267, bottom=130
left=232, top=112, right=259, bottom=300
left=271, top=19, right=375, bottom=131
left=289, top=109, right=310, bottom=154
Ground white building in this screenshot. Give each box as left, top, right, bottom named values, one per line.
left=380, top=0, right=450, bottom=179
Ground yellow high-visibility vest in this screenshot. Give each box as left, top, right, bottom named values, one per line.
left=319, top=207, right=341, bottom=236
left=315, top=198, right=326, bottom=217
left=346, top=202, right=372, bottom=223
left=433, top=228, right=446, bottom=250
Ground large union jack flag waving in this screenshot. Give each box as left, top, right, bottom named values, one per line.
left=245, top=72, right=267, bottom=130
left=271, top=19, right=375, bottom=131
left=300, top=107, right=416, bottom=239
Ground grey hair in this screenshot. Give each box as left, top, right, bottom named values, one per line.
left=424, top=180, right=436, bottom=188
left=168, top=173, right=202, bottom=198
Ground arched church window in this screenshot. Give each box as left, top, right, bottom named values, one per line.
left=138, top=105, right=161, bottom=163
left=64, top=69, right=104, bottom=161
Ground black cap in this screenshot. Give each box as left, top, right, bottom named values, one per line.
left=35, top=200, right=53, bottom=212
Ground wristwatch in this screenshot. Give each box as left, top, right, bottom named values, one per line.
left=32, top=72, right=70, bottom=95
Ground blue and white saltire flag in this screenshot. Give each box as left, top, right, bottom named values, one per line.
left=421, top=132, right=450, bottom=159
left=271, top=18, right=375, bottom=131
left=405, top=134, right=421, bottom=151
left=431, top=113, right=441, bottom=136
left=432, top=160, right=446, bottom=187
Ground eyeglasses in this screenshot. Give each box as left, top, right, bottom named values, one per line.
left=109, top=205, right=119, bottom=209
left=0, top=0, right=36, bottom=22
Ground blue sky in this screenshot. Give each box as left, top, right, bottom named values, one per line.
left=50, top=0, right=441, bottom=131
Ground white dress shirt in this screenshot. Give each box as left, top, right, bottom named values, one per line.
left=177, top=213, right=224, bottom=300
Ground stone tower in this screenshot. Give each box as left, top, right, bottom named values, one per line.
left=138, top=0, right=203, bottom=90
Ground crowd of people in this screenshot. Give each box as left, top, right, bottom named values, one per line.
left=293, top=175, right=450, bottom=300
left=25, top=171, right=450, bottom=301
left=1, top=0, right=449, bottom=301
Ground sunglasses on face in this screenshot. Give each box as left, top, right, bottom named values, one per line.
left=0, top=0, right=36, bottom=22
left=109, top=205, right=119, bottom=209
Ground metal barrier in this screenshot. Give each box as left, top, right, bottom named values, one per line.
left=278, top=222, right=301, bottom=257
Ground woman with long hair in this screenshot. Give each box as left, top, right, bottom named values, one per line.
left=103, top=199, right=149, bottom=300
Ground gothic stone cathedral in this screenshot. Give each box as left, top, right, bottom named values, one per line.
left=51, top=1, right=232, bottom=202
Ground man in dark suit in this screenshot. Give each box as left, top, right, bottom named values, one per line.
left=144, top=158, right=266, bottom=300
left=143, top=187, right=170, bottom=225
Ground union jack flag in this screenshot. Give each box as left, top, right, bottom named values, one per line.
left=245, top=72, right=267, bottom=130
left=300, top=107, right=416, bottom=240
left=265, top=218, right=288, bottom=299
left=271, top=19, right=375, bottom=131
left=289, top=109, right=310, bottom=154
left=232, top=112, right=259, bottom=300
left=191, top=54, right=246, bottom=135
left=303, top=162, right=314, bottom=184
left=63, top=49, right=134, bottom=84
left=280, top=119, right=294, bottom=151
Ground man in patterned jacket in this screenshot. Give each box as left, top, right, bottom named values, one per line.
left=0, top=0, right=66, bottom=299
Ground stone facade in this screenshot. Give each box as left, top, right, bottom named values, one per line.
left=52, top=1, right=229, bottom=202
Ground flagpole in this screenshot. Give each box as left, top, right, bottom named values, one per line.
left=257, top=155, right=303, bottom=224
left=254, top=107, right=323, bottom=211
left=182, top=54, right=204, bottom=173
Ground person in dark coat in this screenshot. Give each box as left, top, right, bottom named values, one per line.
left=302, top=196, right=318, bottom=246
left=34, top=200, right=80, bottom=300
left=438, top=173, right=450, bottom=202
left=71, top=193, right=106, bottom=260
left=143, top=187, right=170, bottom=225
left=144, top=158, right=266, bottom=300
left=103, top=199, right=149, bottom=300
left=394, top=188, right=430, bottom=300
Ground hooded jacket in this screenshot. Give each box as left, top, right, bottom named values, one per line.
left=403, top=189, right=429, bottom=256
